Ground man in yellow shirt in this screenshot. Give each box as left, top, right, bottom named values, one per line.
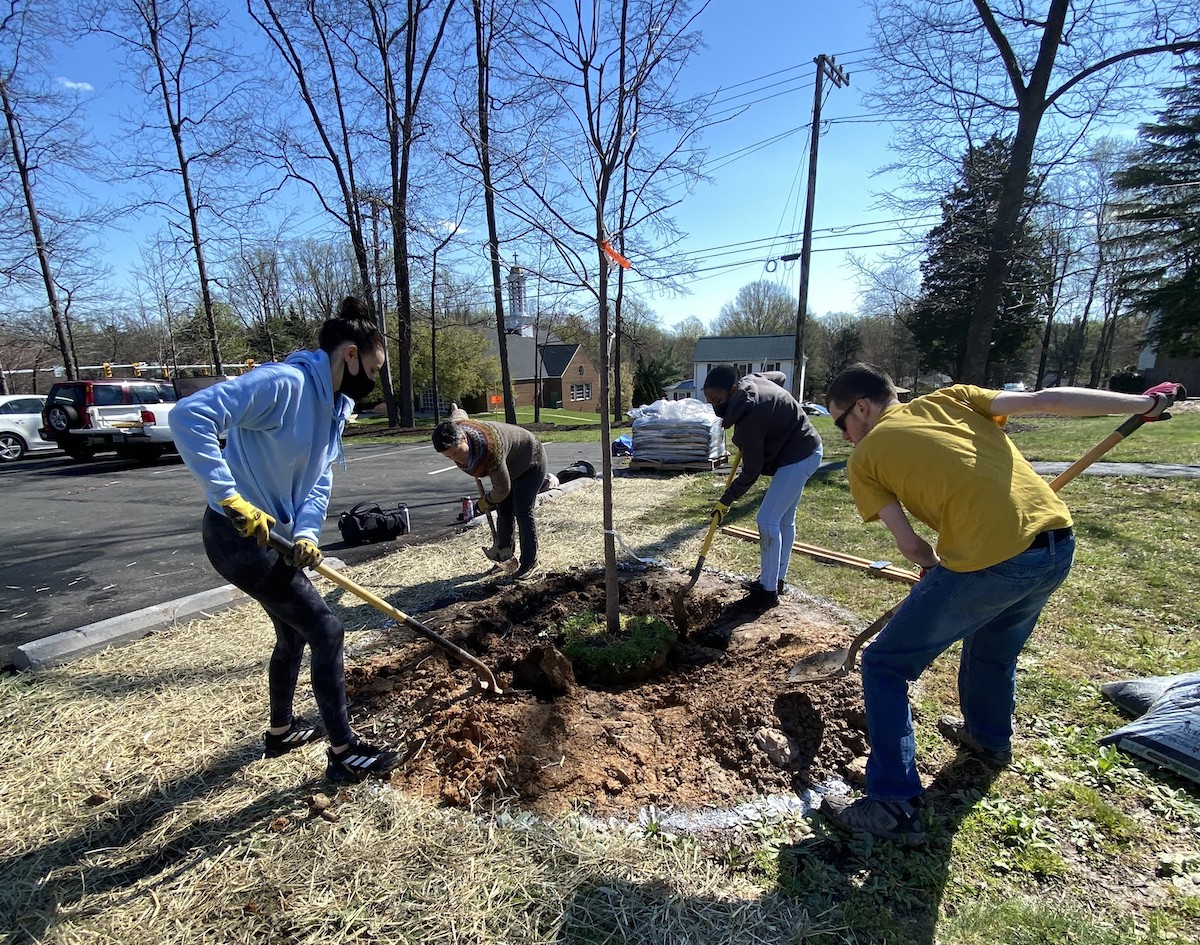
left=820, top=363, right=1181, bottom=845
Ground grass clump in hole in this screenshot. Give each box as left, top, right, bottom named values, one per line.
left=560, top=610, right=677, bottom=685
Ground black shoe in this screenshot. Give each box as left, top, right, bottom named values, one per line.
left=263, top=716, right=327, bottom=758
left=822, top=793, right=926, bottom=846
left=937, top=716, right=1013, bottom=767
left=734, top=583, right=779, bottom=613
left=747, top=575, right=786, bottom=594
left=326, top=739, right=401, bottom=783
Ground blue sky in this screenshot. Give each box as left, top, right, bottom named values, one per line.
left=48, top=1, right=890, bottom=333
left=42, top=2, right=1183, bottom=337
left=639, top=0, right=895, bottom=328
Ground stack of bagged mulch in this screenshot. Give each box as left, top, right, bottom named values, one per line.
left=628, top=398, right=725, bottom=464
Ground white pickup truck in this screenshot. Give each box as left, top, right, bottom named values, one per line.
left=41, top=376, right=228, bottom=462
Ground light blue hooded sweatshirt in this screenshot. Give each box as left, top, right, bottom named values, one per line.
left=170, top=349, right=353, bottom=543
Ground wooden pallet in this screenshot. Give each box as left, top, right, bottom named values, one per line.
left=626, top=455, right=730, bottom=473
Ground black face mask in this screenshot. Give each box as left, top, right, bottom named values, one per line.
left=338, top=357, right=376, bottom=401
left=711, top=399, right=729, bottom=418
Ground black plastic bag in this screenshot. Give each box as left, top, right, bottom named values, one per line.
left=557, top=460, right=596, bottom=484
left=338, top=501, right=410, bottom=546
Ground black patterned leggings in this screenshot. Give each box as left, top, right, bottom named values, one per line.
left=201, top=508, right=352, bottom=746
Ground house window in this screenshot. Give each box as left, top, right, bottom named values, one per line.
left=570, top=383, right=592, bottom=402
left=578, top=365, right=584, bottom=375
left=735, top=363, right=752, bottom=378
left=763, top=362, right=780, bottom=373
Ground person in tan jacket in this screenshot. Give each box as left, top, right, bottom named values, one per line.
left=433, top=406, right=547, bottom=581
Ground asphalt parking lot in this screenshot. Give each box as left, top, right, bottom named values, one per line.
left=0, top=437, right=603, bottom=666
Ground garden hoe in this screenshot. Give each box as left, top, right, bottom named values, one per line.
left=267, top=532, right=503, bottom=694
left=786, top=393, right=1186, bottom=685
left=672, top=450, right=742, bottom=633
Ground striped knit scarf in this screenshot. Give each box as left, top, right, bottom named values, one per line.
left=460, top=420, right=499, bottom=478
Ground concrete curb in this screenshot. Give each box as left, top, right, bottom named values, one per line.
left=14, top=584, right=251, bottom=672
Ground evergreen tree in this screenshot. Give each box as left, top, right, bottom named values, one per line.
left=907, top=137, right=1049, bottom=383
left=1113, top=62, right=1200, bottom=357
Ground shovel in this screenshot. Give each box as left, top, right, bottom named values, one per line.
left=672, top=450, right=742, bottom=632
left=267, top=532, right=503, bottom=694
left=787, top=400, right=1181, bottom=684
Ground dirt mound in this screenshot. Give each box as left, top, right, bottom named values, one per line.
left=346, top=568, right=869, bottom=816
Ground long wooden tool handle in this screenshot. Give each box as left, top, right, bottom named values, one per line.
left=1047, top=413, right=1146, bottom=492
left=697, top=450, right=742, bottom=558
left=268, top=533, right=502, bottom=693
left=475, top=478, right=498, bottom=542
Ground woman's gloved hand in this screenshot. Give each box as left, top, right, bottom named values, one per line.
left=219, top=493, right=275, bottom=546
left=288, top=538, right=323, bottom=570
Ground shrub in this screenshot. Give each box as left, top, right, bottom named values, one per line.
left=560, top=611, right=677, bottom=683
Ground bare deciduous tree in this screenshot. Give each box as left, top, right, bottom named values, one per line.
left=511, top=0, right=710, bottom=631
left=868, top=0, right=1200, bottom=383
left=94, top=0, right=262, bottom=374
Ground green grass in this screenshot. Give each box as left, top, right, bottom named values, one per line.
left=683, top=410, right=1200, bottom=944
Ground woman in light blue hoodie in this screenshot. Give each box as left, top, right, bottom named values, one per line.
left=171, top=297, right=399, bottom=783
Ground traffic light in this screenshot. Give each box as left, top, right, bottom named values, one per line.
left=132, top=361, right=142, bottom=377
left=103, top=362, right=112, bottom=377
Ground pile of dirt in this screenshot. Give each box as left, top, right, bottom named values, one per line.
left=346, top=568, right=869, bottom=817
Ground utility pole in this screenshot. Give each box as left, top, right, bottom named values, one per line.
left=789, top=54, right=849, bottom=402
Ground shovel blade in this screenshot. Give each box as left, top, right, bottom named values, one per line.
left=786, top=646, right=853, bottom=683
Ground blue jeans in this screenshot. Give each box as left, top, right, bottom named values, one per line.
left=756, top=446, right=823, bottom=590
left=861, top=531, right=1075, bottom=800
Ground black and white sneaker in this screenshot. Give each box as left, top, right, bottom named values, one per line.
left=326, top=739, right=401, bottom=783
left=263, top=716, right=327, bottom=758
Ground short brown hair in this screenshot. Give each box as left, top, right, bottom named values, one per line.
left=826, top=362, right=897, bottom=409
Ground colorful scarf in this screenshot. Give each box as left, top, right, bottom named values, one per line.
left=459, top=420, right=499, bottom=478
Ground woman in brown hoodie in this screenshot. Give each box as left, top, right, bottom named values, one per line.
left=433, top=408, right=547, bottom=581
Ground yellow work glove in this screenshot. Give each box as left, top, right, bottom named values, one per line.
left=288, top=538, right=323, bottom=570
left=476, top=494, right=493, bottom=514
left=219, top=493, right=275, bottom=546
left=713, top=501, right=730, bottom=526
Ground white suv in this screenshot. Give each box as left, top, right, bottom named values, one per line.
left=0, top=394, right=55, bottom=462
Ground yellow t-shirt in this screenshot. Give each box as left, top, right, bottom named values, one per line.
left=847, top=385, right=1073, bottom=572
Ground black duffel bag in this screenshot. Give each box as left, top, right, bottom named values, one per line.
left=337, top=501, right=411, bottom=546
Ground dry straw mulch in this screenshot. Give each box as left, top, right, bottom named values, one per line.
left=3, top=476, right=830, bottom=944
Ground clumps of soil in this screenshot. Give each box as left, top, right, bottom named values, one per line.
left=345, top=568, right=870, bottom=817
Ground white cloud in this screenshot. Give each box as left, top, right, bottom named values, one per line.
left=56, top=77, right=94, bottom=92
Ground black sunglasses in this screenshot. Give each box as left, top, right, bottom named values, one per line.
left=834, top=400, right=857, bottom=432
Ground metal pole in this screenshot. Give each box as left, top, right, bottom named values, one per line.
left=790, top=56, right=849, bottom=403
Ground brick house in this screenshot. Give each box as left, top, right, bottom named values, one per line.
left=460, top=326, right=601, bottom=413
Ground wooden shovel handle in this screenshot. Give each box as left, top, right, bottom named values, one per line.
left=267, top=533, right=502, bottom=693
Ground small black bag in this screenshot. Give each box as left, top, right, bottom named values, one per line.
left=337, top=501, right=410, bottom=546
left=557, top=460, right=596, bottom=484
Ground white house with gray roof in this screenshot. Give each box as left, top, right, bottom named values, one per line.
left=685, top=334, right=800, bottom=398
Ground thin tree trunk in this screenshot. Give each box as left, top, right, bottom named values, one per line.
left=1, top=80, right=75, bottom=380
left=473, top=0, right=515, bottom=424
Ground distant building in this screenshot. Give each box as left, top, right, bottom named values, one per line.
left=454, top=327, right=600, bottom=414
left=1137, top=315, right=1200, bottom=391
left=663, top=378, right=694, bottom=401
left=686, top=335, right=799, bottom=398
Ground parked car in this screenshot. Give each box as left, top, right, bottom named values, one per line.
left=40, top=378, right=180, bottom=462
left=0, top=394, right=56, bottom=462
